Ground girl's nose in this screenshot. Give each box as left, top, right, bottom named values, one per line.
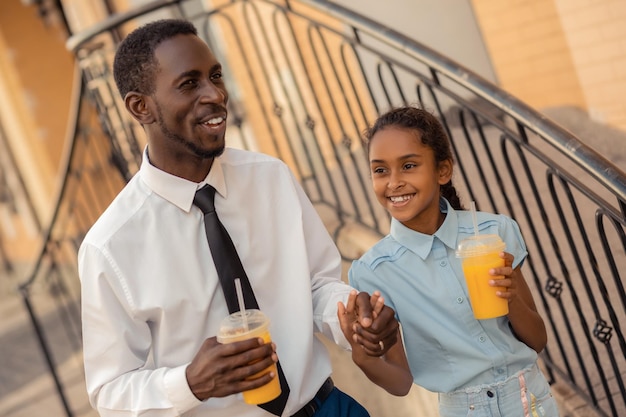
left=387, top=172, right=404, bottom=189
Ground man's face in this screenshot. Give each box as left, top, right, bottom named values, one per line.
left=146, top=34, right=229, bottom=175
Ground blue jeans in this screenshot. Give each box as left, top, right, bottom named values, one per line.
left=438, top=364, right=560, bottom=417
left=313, top=387, right=370, bottom=417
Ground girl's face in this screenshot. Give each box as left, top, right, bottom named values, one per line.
left=369, top=126, right=452, bottom=234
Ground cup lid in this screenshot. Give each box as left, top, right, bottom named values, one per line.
left=218, top=309, right=268, bottom=333
left=455, top=234, right=505, bottom=257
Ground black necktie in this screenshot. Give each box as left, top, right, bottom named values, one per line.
left=194, top=185, right=290, bottom=416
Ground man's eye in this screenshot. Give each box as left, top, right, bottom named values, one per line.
left=181, top=79, right=198, bottom=88
left=211, top=72, right=223, bottom=81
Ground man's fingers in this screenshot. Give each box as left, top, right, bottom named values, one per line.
left=338, top=301, right=346, bottom=316
left=368, top=304, right=397, bottom=334
left=337, top=301, right=350, bottom=328
left=351, top=327, right=385, bottom=355
left=355, top=291, right=373, bottom=327
left=187, top=336, right=277, bottom=400
left=379, top=329, right=398, bottom=355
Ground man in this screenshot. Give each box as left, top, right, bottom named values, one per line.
left=78, top=18, right=398, bottom=417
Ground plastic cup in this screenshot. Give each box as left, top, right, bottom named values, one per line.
left=456, top=234, right=508, bottom=319
left=217, top=309, right=281, bottom=404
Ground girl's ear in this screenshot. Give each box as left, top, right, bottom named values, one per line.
left=438, top=159, right=453, bottom=185
left=124, top=92, right=155, bottom=125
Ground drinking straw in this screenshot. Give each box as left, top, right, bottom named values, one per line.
left=234, top=278, right=249, bottom=331
left=471, top=201, right=479, bottom=237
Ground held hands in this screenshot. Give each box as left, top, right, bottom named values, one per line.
left=339, top=291, right=414, bottom=396
left=186, top=337, right=276, bottom=401
left=338, top=290, right=398, bottom=356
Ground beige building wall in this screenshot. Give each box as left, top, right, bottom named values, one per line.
left=0, top=0, right=74, bottom=261
left=471, top=0, right=626, bottom=132
left=470, top=0, right=586, bottom=111
left=0, top=0, right=74, bottom=206
left=554, top=0, right=626, bottom=130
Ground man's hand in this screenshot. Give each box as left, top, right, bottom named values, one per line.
left=185, top=336, right=277, bottom=401
left=353, top=291, right=399, bottom=356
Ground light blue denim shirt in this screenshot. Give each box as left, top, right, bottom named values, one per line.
left=349, top=198, right=538, bottom=393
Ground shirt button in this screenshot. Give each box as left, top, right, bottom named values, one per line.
left=439, top=260, right=447, bottom=267
left=456, top=297, right=463, bottom=304
left=497, top=368, right=504, bottom=374
left=487, top=390, right=494, bottom=398
left=479, top=336, right=486, bottom=343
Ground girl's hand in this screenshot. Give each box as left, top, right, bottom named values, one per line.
left=492, top=253, right=548, bottom=353
left=489, top=251, right=518, bottom=302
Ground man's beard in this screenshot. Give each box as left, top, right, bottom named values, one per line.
left=156, top=104, right=225, bottom=159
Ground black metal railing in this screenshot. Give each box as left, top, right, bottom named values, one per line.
left=13, top=0, right=626, bottom=416
left=11, top=64, right=129, bottom=416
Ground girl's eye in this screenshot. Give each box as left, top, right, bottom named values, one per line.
left=372, top=167, right=386, bottom=174
left=403, top=162, right=417, bottom=170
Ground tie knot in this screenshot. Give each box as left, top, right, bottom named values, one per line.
left=193, top=185, right=217, bottom=214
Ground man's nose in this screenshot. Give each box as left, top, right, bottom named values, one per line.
left=199, top=82, right=226, bottom=103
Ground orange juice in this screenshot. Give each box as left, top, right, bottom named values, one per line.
left=217, top=310, right=281, bottom=404
left=461, top=252, right=508, bottom=319
left=456, top=234, right=508, bottom=319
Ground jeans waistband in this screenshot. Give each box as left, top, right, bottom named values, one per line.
left=439, top=364, right=539, bottom=406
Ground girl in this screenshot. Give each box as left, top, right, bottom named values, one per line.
left=339, top=106, right=560, bottom=416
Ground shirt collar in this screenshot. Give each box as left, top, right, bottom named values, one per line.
left=389, top=197, right=459, bottom=259
left=139, top=146, right=228, bottom=212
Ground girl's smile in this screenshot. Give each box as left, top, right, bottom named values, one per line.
left=388, top=193, right=414, bottom=206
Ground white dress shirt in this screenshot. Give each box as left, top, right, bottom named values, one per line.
left=78, top=147, right=353, bottom=417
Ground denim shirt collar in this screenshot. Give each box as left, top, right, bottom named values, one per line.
left=389, top=197, right=459, bottom=259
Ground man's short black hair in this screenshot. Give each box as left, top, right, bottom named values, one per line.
left=113, top=19, right=198, bottom=98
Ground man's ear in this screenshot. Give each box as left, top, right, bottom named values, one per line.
left=124, top=92, right=155, bottom=125
left=438, top=159, right=453, bottom=185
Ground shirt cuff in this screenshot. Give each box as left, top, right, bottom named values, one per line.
left=164, top=363, right=203, bottom=415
